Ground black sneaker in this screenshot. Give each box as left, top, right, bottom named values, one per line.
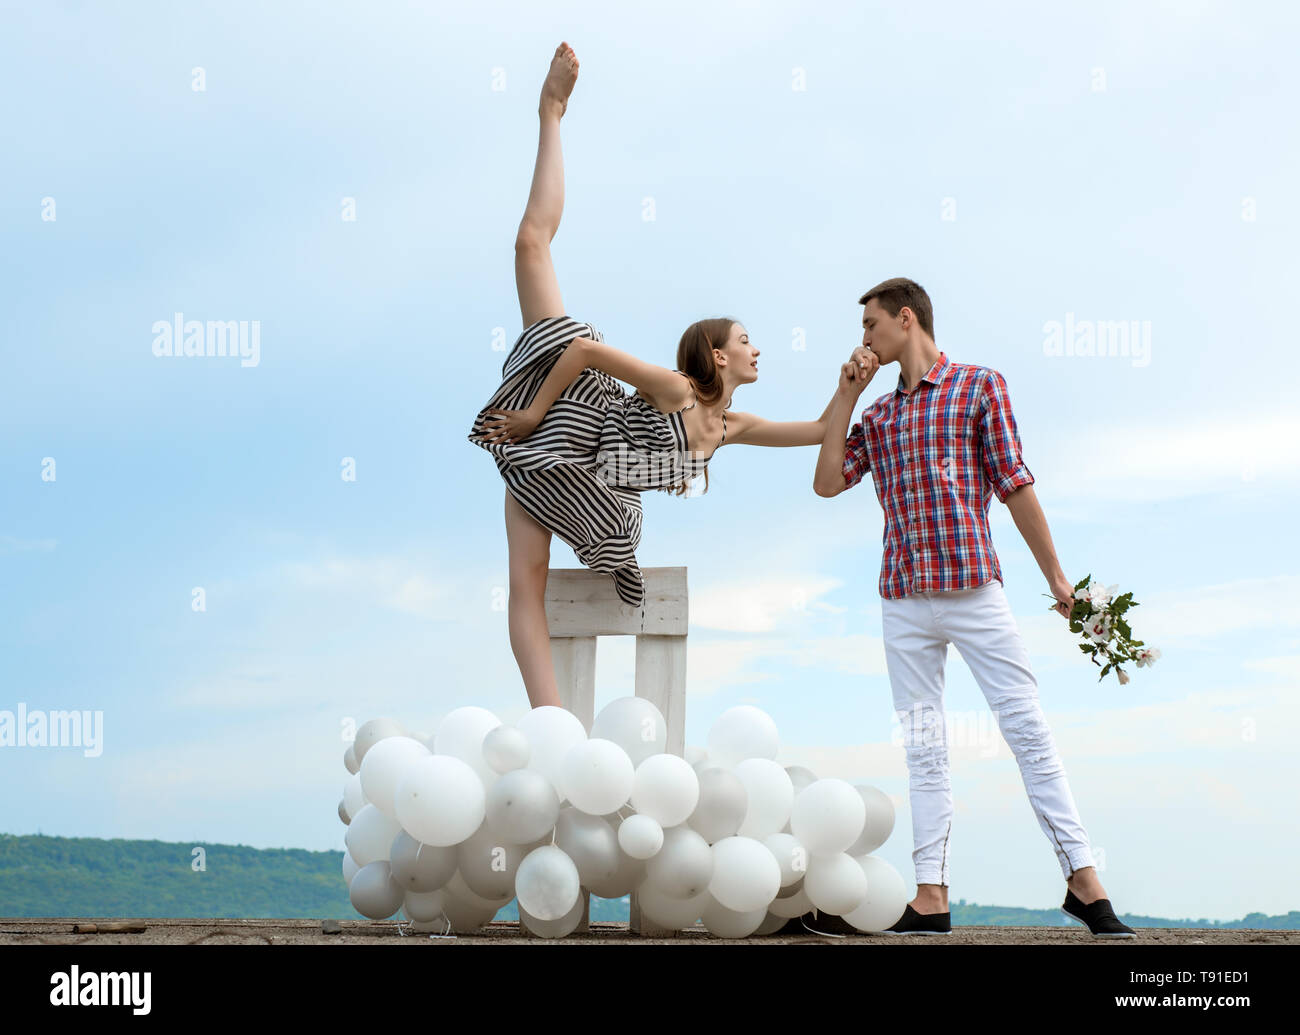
left=882, top=902, right=952, bottom=935
left=800, top=911, right=861, bottom=937
left=1061, top=889, right=1137, bottom=938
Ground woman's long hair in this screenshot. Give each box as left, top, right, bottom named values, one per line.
left=664, top=317, right=736, bottom=497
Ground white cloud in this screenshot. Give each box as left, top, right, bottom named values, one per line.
left=1121, top=574, right=1300, bottom=650
left=1038, top=413, right=1300, bottom=503
left=1243, top=655, right=1300, bottom=681
left=277, top=556, right=458, bottom=621
left=692, top=574, right=847, bottom=633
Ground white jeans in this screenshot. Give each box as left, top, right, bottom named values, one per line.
left=881, top=578, right=1095, bottom=886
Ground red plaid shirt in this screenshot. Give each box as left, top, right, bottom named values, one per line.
left=842, top=352, right=1035, bottom=599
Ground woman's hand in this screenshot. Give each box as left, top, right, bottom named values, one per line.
left=478, top=406, right=542, bottom=446
left=848, top=345, right=879, bottom=382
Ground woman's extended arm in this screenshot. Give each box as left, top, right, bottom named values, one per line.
left=724, top=390, right=840, bottom=448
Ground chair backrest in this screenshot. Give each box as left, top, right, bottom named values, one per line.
left=542, top=566, right=689, bottom=937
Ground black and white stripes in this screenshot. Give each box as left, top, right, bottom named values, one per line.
left=468, top=316, right=709, bottom=608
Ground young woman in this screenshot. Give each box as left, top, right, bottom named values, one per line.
left=468, top=43, right=840, bottom=708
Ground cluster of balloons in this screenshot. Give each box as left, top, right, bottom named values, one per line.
left=338, top=699, right=908, bottom=938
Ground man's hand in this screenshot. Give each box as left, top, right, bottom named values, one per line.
left=1049, top=572, right=1077, bottom=620
left=478, top=406, right=542, bottom=446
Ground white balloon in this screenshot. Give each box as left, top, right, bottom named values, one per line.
left=520, top=891, right=588, bottom=938
left=591, top=696, right=668, bottom=767
left=359, top=735, right=432, bottom=820
left=447, top=870, right=512, bottom=911
left=790, top=778, right=867, bottom=856
left=389, top=830, right=458, bottom=892
left=707, top=705, right=779, bottom=768
left=644, top=825, right=713, bottom=899
left=688, top=766, right=748, bottom=844
left=554, top=807, right=621, bottom=887
left=754, top=911, right=791, bottom=936
left=515, top=845, right=581, bottom=922
left=768, top=883, right=812, bottom=919
left=515, top=706, right=588, bottom=792
left=344, top=804, right=402, bottom=867
left=402, top=889, right=447, bottom=923
left=394, top=754, right=486, bottom=847
left=634, top=879, right=709, bottom=929
left=458, top=821, right=542, bottom=900
left=342, top=850, right=360, bottom=886
left=434, top=706, right=502, bottom=787
left=618, top=814, right=664, bottom=860
left=780, top=765, right=818, bottom=833
left=700, top=893, right=768, bottom=938
left=439, top=890, right=500, bottom=933
left=483, top=725, right=531, bottom=774
left=349, top=860, right=405, bottom=920
left=683, top=744, right=708, bottom=768
left=352, top=717, right=406, bottom=767
left=484, top=767, right=561, bottom=844
left=785, top=765, right=818, bottom=794
left=763, top=832, right=809, bottom=887
left=338, top=799, right=350, bottom=825
left=343, top=772, right=367, bottom=822
left=847, top=785, right=896, bottom=856
left=560, top=738, right=635, bottom=816
left=344, top=743, right=359, bottom=775
left=733, top=758, right=794, bottom=838
left=843, top=855, right=908, bottom=933
left=708, top=836, right=782, bottom=913
left=804, top=851, right=868, bottom=915
left=586, top=844, right=646, bottom=900
left=631, top=754, right=700, bottom=827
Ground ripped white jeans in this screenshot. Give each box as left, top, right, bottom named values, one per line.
left=881, top=578, right=1095, bottom=886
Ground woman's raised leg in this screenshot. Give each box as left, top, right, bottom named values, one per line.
left=515, top=43, right=579, bottom=328
left=504, top=486, right=562, bottom=708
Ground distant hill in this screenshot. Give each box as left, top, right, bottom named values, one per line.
left=2, top=834, right=1294, bottom=928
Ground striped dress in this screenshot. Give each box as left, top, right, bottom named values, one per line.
left=468, top=315, right=725, bottom=608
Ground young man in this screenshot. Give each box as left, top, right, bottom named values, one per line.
left=806, top=278, right=1134, bottom=939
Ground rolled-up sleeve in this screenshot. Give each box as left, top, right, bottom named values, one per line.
left=978, top=370, right=1034, bottom=502
left=842, top=418, right=871, bottom=490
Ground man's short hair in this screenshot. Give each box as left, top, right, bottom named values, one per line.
left=858, top=278, right=935, bottom=339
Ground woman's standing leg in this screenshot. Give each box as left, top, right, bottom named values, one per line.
left=505, top=486, right=562, bottom=708
left=515, top=43, right=579, bottom=328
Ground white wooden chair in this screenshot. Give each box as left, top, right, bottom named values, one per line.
left=532, top=565, right=688, bottom=938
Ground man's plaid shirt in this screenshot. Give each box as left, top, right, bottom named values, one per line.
left=842, top=351, right=1035, bottom=599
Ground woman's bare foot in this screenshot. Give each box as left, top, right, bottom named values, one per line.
left=540, top=42, right=579, bottom=119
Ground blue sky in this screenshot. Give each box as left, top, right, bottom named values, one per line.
left=2, top=0, right=1297, bottom=922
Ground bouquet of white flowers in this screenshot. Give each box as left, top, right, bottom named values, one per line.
left=1048, top=575, right=1160, bottom=685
